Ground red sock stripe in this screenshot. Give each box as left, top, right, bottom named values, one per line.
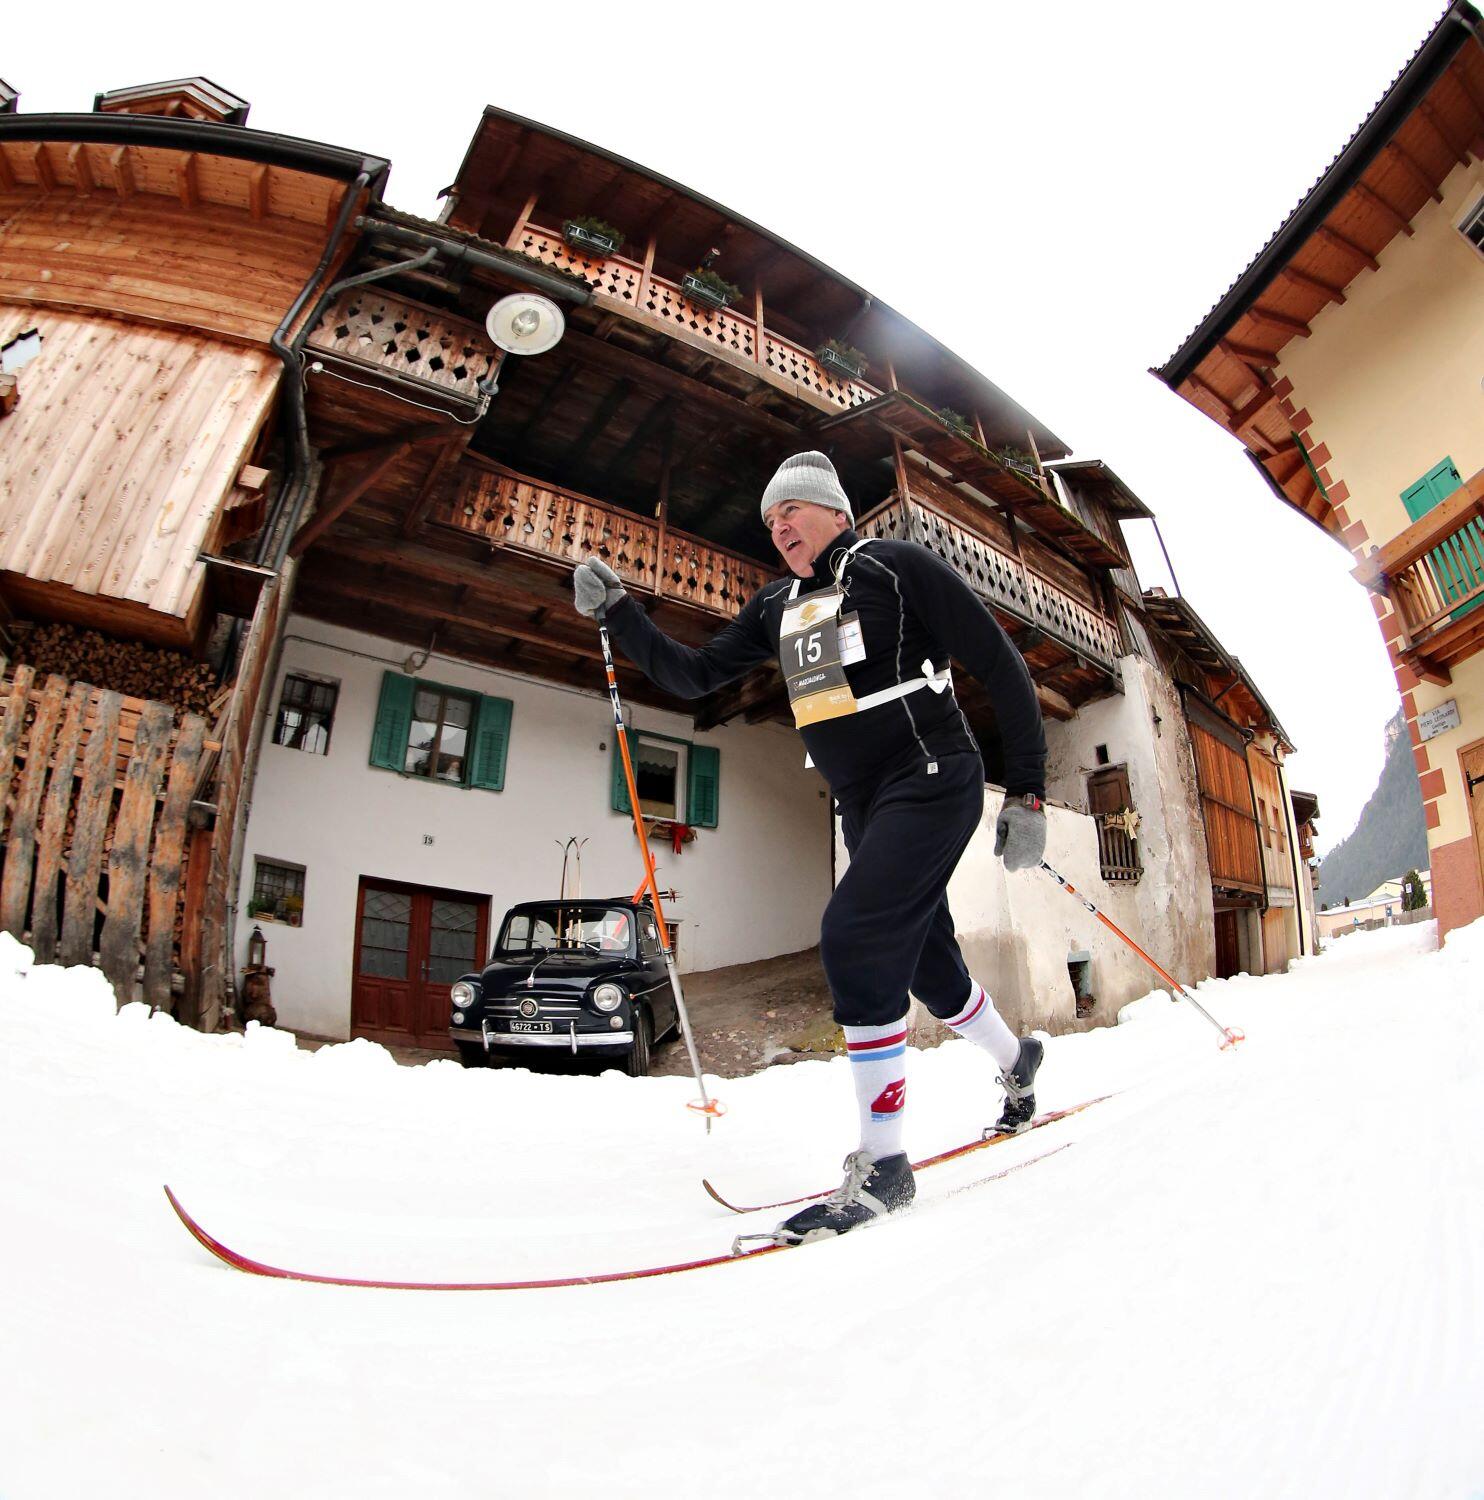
left=846, top=1029, right=908, bottom=1053
left=951, top=989, right=987, bottom=1029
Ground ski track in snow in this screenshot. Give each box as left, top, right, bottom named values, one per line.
left=1, top=921, right=1482, bottom=1499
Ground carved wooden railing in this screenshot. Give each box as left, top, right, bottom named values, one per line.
left=305, top=291, right=499, bottom=404
left=511, top=224, right=879, bottom=415
left=1352, top=472, right=1484, bottom=674
left=1096, top=816, right=1143, bottom=883
left=858, top=495, right=1122, bottom=674
left=437, top=462, right=769, bottom=619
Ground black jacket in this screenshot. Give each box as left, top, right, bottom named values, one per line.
left=603, top=529, right=1046, bottom=801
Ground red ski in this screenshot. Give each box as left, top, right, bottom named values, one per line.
left=702, top=1094, right=1114, bottom=1214
left=163, top=1186, right=788, bottom=1290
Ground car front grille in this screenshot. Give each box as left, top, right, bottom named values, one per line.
left=485, top=999, right=583, bottom=1020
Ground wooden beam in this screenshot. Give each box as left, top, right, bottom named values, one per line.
left=30, top=142, right=56, bottom=194
left=67, top=143, right=94, bottom=195
left=566, top=380, right=635, bottom=470
left=108, top=146, right=134, bottom=200
left=511, top=358, right=577, bottom=458
left=1418, top=101, right=1469, bottom=167
left=1384, top=140, right=1443, bottom=204
left=1316, top=225, right=1380, bottom=273
left=0, top=149, right=14, bottom=191
left=321, top=424, right=452, bottom=464
left=558, top=326, right=809, bottom=444
left=1246, top=304, right=1311, bottom=339
left=401, top=433, right=470, bottom=537
left=1186, top=372, right=1238, bottom=424
left=1354, top=181, right=1413, bottom=237
left=1278, top=265, right=1346, bottom=305
left=1217, top=337, right=1281, bottom=371
left=289, top=443, right=412, bottom=557
left=177, top=152, right=199, bottom=210
left=1231, top=381, right=1279, bottom=435
left=600, top=396, right=673, bottom=490
left=249, top=164, right=270, bottom=219
left=1035, top=683, right=1075, bottom=721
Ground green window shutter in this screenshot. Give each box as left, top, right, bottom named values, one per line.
left=1401, top=457, right=1463, bottom=520
left=687, top=744, right=720, bottom=829
left=468, top=695, right=513, bottom=791
left=369, top=671, right=415, bottom=771
left=611, top=737, right=632, bottom=814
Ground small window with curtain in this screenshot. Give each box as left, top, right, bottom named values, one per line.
left=610, top=732, right=720, bottom=829
left=406, top=684, right=476, bottom=783
left=367, top=671, right=513, bottom=792
left=634, top=734, right=683, bottom=819
left=273, top=673, right=339, bottom=755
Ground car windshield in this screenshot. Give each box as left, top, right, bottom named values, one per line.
left=496, top=906, right=634, bottom=957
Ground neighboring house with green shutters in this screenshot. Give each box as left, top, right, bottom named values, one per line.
left=1156, top=1, right=1484, bottom=941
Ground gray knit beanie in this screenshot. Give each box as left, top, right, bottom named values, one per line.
left=759, top=451, right=853, bottom=525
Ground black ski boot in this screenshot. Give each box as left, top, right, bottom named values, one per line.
left=770, top=1150, right=915, bottom=1246
left=992, top=1036, right=1044, bottom=1135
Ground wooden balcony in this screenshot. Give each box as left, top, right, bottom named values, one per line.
left=510, top=222, right=881, bottom=418
left=857, top=494, right=1123, bottom=677
left=433, top=459, right=770, bottom=619
left=1353, top=470, right=1484, bottom=684
left=305, top=291, right=498, bottom=406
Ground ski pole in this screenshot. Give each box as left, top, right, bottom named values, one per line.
left=1039, top=861, right=1245, bottom=1050
left=596, top=613, right=723, bottom=1127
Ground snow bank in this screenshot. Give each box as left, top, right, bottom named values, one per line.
left=2, top=920, right=1481, bottom=1499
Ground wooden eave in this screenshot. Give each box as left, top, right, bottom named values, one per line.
left=1154, top=3, right=1484, bottom=541
left=821, top=391, right=1125, bottom=567
left=94, top=77, right=251, bottom=126
left=444, top=107, right=1070, bottom=458
left=1143, top=591, right=1293, bottom=749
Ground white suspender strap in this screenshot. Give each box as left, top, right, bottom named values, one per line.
left=855, top=661, right=953, bottom=713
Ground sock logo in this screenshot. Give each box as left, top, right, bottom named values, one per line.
left=870, top=1079, right=906, bottom=1118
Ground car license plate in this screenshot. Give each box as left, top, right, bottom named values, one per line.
left=509, top=1019, right=553, bottom=1034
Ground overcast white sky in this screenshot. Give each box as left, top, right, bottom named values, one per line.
left=6, top=0, right=1445, bottom=851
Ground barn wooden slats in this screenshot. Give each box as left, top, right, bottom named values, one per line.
left=0, top=306, right=279, bottom=625
left=0, top=661, right=210, bottom=1007
left=1188, top=723, right=1263, bottom=895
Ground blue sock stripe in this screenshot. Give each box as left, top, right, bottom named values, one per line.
left=848, top=1044, right=905, bottom=1063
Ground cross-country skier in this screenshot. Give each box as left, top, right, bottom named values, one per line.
left=572, top=451, right=1047, bottom=1245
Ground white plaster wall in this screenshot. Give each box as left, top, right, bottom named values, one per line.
left=831, top=656, right=1217, bottom=1038
left=236, top=616, right=833, bottom=1039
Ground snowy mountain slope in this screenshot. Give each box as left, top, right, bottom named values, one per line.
left=1, top=923, right=1481, bottom=1500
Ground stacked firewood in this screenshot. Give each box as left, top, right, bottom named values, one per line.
left=13, top=623, right=218, bottom=715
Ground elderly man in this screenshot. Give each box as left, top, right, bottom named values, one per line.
left=572, top=451, right=1047, bottom=1245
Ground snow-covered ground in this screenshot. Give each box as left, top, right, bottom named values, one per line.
left=2, top=921, right=1482, bottom=1500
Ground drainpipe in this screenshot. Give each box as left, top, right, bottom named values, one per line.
left=256, top=170, right=372, bottom=568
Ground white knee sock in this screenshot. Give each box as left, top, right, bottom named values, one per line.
left=842, top=1020, right=908, bottom=1160
left=944, top=981, right=1020, bottom=1072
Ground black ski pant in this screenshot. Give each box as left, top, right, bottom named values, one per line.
left=820, top=751, right=985, bottom=1028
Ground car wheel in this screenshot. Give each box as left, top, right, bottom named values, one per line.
left=623, top=1008, right=652, bottom=1077
left=456, top=1042, right=491, bottom=1069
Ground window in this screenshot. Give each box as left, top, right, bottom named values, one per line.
left=1086, top=764, right=1141, bottom=883
left=273, top=673, right=338, bottom=754
left=369, top=671, right=512, bottom=791
left=0, top=328, right=41, bottom=375
left=250, top=858, right=305, bottom=926
left=1461, top=196, right=1484, bottom=255
left=611, top=732, right=720, bottom=829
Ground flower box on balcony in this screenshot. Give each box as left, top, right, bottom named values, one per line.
left=563, top=218, right=623, bottom=257
left=681, top=271, right=739, bottom=311
left=818, top=341, right=867, bottom=381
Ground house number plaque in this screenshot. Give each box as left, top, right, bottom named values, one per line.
left=1417, top=700, right=1460, bottom=742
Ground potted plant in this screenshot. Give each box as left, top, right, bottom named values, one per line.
left=279, top=893, right=305, bottom=928
left=562, top=215, right=624, bottom=257
left=247, top=898, right=273, bottom=920
left=992, top=444, right=1039, bottom=478
left=817, top=339, right=868, bottom=380
left=936, top=407, right=973, bottom=439
left=680, top=267, right=741, bottom=311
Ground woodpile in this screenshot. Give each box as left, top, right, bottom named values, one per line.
left=13, top=623, right=218, bottom=715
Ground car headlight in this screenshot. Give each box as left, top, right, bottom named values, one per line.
left=450, top=981, right=477, bottom=1010
left=591, top=983, right=624, bottom=1012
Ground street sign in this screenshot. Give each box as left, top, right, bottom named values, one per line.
left=1418, top=700, right=1461, bottom=742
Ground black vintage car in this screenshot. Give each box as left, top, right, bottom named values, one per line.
left=449, top=898, right=680, bottom=1076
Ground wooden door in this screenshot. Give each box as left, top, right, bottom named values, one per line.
left=1261, top=908, right=1291, bottom=975
left=351, top=877, right=488, bottom=1049
left=1214, top=910, right=1241, bottom=979
left=1464, top=739, right=1484, bottom=904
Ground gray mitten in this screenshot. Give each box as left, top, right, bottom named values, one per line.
left=572, top=556, right=626, bottom=619
left=994, top=795, right=1047, bottom=872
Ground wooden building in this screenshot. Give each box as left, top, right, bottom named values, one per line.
left=1156, top=1, right=1484, bottom=940
left=1, top=80, right=1304, bottom=1047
